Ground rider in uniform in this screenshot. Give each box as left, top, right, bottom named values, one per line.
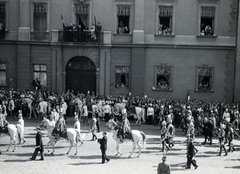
left=118, top=113, right=131, bottom=143
left=55, top=112, right=67, bottom=141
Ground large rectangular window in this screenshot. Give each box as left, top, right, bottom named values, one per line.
left=33, top=64, right=47, bottom=87
left=156, top=65, right=171, bottom=90
left=0, top=63, right=6, bottom=86
left=158, top=6, right=173, bottom=35
left=115, top=66, right=129, bottom=88
left=117, top=5, right=130, bottom=34
left=200, top=6, right=215, bottom=36
left=197, top=66, right=213, bottom=91
left=75, top=4, right=89, bottom=30
left=0, top=2, right=5, bottom=28
left=33, top=3, right=47, bottom=32
left=0, top=2, right=6, bottom=39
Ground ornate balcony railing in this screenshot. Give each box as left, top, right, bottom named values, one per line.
left=58, top=30, right=103, bottom=43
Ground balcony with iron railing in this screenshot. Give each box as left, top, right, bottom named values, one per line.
left=58, top=30, right=103, bottom=43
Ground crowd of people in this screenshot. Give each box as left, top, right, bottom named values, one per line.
left=0, top=88, right=239, bottom=168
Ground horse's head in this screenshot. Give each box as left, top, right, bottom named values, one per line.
left=38, top=117, right=48, bottom=129
left=105, top=119, right=118, bottom=131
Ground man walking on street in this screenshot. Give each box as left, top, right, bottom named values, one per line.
left=98, top=131, right=110, bottom=164
left=29, top=129, right=44, bottom=160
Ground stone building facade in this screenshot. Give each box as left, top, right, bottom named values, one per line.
left=0, top=0, right=239, bottom=103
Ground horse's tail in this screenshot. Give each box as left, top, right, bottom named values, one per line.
left=140, top=131, right=146, bottom=148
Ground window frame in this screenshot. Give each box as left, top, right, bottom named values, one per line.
left=115, top=66, right=130, bottom=89
left=198, top=5, right=217, bottom=36
left=74, top=2, right=91, bottom=29
left=0, top=0, right=8, bottom=31
left=115, top=3, right=132, bottom=34
left=195, top=65, right=214, bottom=92
left=156, top=4, right=175, bottom=35
left=154, top=64, right=173, bottom=91
left=31, top=1, right=49, bottom=32
left=0, top=62, right=7, bottom=86
left=33, top=64, right=47, bottom=88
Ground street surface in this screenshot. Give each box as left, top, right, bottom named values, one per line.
left=0, top=118, right=240, bottom=174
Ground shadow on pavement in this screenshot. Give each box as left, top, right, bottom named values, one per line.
left=4, top=159, right=29, bottom=163
left=168, top=162, right=186, bottom=171
left=225, top=166, right=240, bottom=169
left=69, top=161, right=101, bottom=166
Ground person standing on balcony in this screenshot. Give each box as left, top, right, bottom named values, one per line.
left=96, top=22, right=102, bottom=42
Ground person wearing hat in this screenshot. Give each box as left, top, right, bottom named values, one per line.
left=98, top=131, right=110, bottom=164
left=29, top=129, right=44, bottom=160
left=147, top=103, right=154, bottom=124
left=103, top=101, right=112, bottom=122
left=157, top=155, right=171, bottom=174
left=118, top=113, right=131, bottom=143
left=8, top=96, right=15, bottom=118
left=218, top=123, right=228, bottom=156
left=55, top=113, right=67, bottom=141
left=90, top=114, right=98, bottom=141
left=16, top=110, right=26, bottom=144
left=160, top=121, right=169, bottom=152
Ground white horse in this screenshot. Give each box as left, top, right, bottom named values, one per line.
left=38, top=118, right=82, bottom=155
left=105, top=119, right=146, bottom=158
left=0, top=121, right=18, bottom=152
left=21, top=98, right=36, bottom=119
left=128, top=106, right=145, bottom=125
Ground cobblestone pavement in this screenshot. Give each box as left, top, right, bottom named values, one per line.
left=0, top=118, right=240, bottom=174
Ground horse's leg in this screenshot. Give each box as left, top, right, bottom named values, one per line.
left=67, top=140, right=73, bottom=155
left=129, top=142, right=137, bottom=158
left=51, top=139, right=57, bottom=154
left=47, top=139, right=51, bottom=152
left=7, top=137, right=13, bottom=152
left=28, top=105, right=31, bottom=119
left=74, top=142, right=78, bottom=155
left=115, top=142, right=122, bottom=156
left=136, top=141, right=142, bottom=158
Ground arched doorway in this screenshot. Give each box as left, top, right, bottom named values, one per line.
left=66, top=56, right=96, bottom=94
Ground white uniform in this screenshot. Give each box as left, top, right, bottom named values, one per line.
left=74, top=120, right=82, bottom=141
left=16, top=117, right=26, bottom=143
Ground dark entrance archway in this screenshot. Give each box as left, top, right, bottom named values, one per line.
left=66, top=56, right=96, bottom=94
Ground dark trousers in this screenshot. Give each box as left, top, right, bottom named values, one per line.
left=96, top=118, right=100, bottom=132
left=31, top=148, right=44, bottom=160
left=161, top=139, right=169, bottom=152
left=219, top=144, right=228, bottom=155
left=187, top=155, right=197, bottom=168
left=101, top=149, right=109, bottom=163
left=204, top=135, right=212, bottom=144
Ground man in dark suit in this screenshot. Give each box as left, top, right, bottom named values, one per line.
left=186, top=138, right=198, bottom=169
left=98, top=132, right=110, bottom=164
left=29, top=129, right=44, bottom=160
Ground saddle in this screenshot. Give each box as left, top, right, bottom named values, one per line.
left=0, top=126, right=8, bottom=135
left=124, top=131, right=133, bottom=141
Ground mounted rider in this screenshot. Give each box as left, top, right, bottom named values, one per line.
left=54, top=112, right=67, bottom=141
left=118, top=113, right=131, bottom=143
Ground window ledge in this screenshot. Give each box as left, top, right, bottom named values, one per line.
left=0, top=85, right=8, bottom=87
left=197, top=35, right=217, bottom=38
left=30, top=31, right=50, bottom=34
left=113, top=33, right=132, bottom=36
left=152, top=88, right=173, bottom=92
left=155, top=34, right=175, bottom=37
left=194, top=89, right=215, bottom=93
